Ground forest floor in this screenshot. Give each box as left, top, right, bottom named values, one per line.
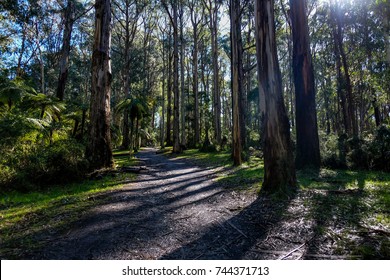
left=1, top=148, right=389, bottom=259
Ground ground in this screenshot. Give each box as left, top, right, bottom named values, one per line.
left=1, top=148, right=389, bottom=259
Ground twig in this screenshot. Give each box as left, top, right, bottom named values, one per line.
left=278, top=243, right=306, bottom=260
left=226, top=220, right=248, bottom=239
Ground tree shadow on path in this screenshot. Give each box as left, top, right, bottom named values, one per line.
left=13, top=148, right=295, bottom=260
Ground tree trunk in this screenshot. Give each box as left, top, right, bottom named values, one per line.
left=180, top=4, right=186, bottom=147
left=16, top=23, right=27, bottom=77
left=172, top=0, right=181, bottom=153
left=290, top=0, right=321, bottom=169
left=166, top=49, right=173, bottom=146
left=204, top=0, right=221, bottom=144
left=255, top=0, right=296, bottom=193
left=212, top=6, right=221, bottom=145
left=190, top=2, right=200, bottom=146
left=86, top=0, right=113, bottom=169
left=56, top=0, right=75, bottom=101
left=231, top=0, right=244, bottom=165
left=331, top=11, right=349, bottom=135
left=332, top=2, right=357, bottom=136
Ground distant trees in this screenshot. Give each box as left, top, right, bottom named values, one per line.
left=1, top=0, right=390, bottom=189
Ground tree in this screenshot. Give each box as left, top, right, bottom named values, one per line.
left=289, top=0, right=321, bottom=169
left=86, top=0, right=113, bottom=169
left=188, top=0, right=203, bottom=146
left=230, top=0, right=244, bottom=166
left=56, top=0, right=75, bottom=101
left=203, top=0, right=221, bottom=145
left=254, top=0, right=296, bottom=193
left=162, top=0, right=181, bottom=153
left=330, top=0, right=357, bottom=136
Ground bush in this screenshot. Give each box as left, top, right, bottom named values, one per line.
left=320, top=132, right=347, bottom=169
left=0, top=140, right=88, bottom=192
left=346, top=136, right=370, bottom=170
left=369, top=125, right=390, bottom=172
left=319, top=125, right=390, bottom=172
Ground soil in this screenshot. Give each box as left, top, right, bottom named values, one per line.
left=29, top=148, right=388, bottom=259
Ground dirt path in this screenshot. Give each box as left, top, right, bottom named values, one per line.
left=33, top=148, right=373, bottom=260
left=37, top=148, right=264, bottom=259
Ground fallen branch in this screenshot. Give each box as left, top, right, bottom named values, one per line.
left=226, top=220, right=248, bottom=239
left=120, top=166, right=148, bottom=173
left=278, top=243, right=305, bottom=260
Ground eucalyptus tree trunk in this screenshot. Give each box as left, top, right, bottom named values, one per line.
left=189, top=0, right=201, bottom=146
left=231, top=0, right=244, bottom=166
left=203, top=0, right=221, bottom=144
left=56, top=0, right=75, bottom=101
left=290, top=0, right=321, bottom=169
left=166, top=48, right=173, bottom=146
left=172, top=0, right=181, bottom=153
left=331, top=1, right=357, bottom=136
left=179, top=4, right=186, bottom=147
left=254, top=0, right=296, bottom=193
left=86, top=0, right=113, bottom=169
left=118, top=0, right=141, bottom=149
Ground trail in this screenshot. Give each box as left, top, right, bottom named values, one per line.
left=31, top=148, right=371, bottom=260
left=37, top=148, right=261, bottom=259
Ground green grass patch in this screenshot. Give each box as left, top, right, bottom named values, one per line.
left=0, top=153, right=138, bottom=259
left=174, top=149, right=232, bottom=168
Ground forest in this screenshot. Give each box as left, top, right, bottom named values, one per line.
left=0, top=0, right=389, bottom=259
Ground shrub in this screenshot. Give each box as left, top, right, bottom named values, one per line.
left=346, top=136, right=370, bottom=170
left=0, top=140, right=88, bottom=192
left=369, top=125, right=390, bottom=172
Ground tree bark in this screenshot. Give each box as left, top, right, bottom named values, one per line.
left=179, top=3, right=186, bottom=147
left=255, top=0, right=296, bottom=193
left=166, top=48, right=173, bottom=146
left=86, top=0, right=113, bottom=169
left=290, top=0, right=321, bottom=169
left=231, top=0, right=244, bottom=165
left=56, top=0, right=75, bottom=101
left=172, top=0, right=181, bottom=153
left=331, top=1, right=357, bottom=136
left=204, top=0, right=221, bottom=145
left=189, top=0, right=200, bottom=146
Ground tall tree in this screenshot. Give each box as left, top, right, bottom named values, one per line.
left=86, top=0, right=113, bottom=169
left=331, top=0, right=357, bottom=136
left=162, top=0, right=181, bottom=153
left=255, top=0, right=296, bottom=193
left=56, top=0, right=75, bottom=101
left=189, top=0, right=202, bottom=146
left=179, top=2, right=186, bottom=147
left=290, top=0, right=321, bottom=169
left=203, top=0, right=221, bottom=145
left=230, top=0, right=244, bottom=165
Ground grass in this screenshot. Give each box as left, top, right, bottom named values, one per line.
left=0, top=151, right=137, bottom=259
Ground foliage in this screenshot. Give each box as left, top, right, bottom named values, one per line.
left=0, top=73, right=88, bottom=192
left=320, top=125, right=390, bottom=172
left=0, top=139, right=88, bottom=192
